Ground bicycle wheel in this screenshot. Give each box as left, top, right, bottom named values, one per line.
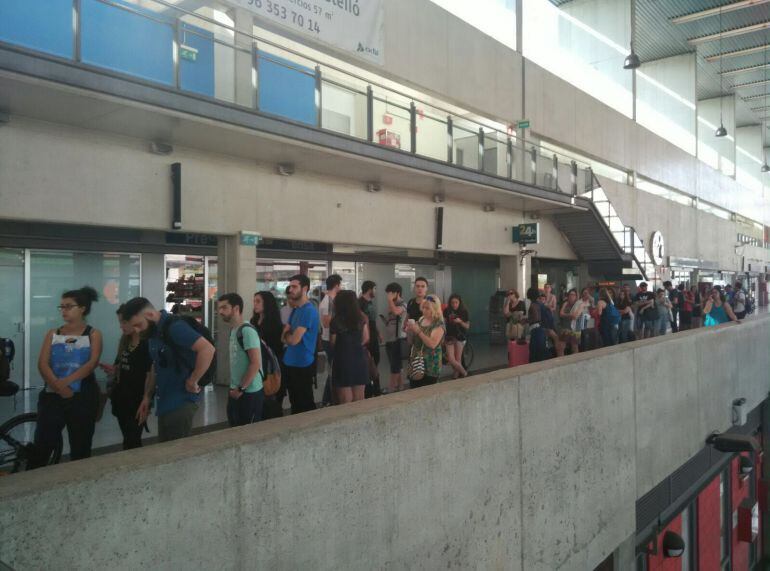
left=0, top=412, right=61, bottom=474
left=461, top=341, right=474, bottom=371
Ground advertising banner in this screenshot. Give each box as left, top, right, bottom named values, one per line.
left=225, top=0, right=384, bottom=64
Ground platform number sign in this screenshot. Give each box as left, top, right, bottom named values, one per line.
left=512, top=223, right=539, bottom=245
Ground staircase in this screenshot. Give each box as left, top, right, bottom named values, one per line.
left=551, top=170, right=655, bottom=282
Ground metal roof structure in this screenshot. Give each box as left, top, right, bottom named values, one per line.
left=550, top=0, right=770, bottom=128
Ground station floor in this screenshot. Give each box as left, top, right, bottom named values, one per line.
left=0, top=334, right=510, bottom=458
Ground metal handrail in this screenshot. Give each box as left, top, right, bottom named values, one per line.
left=586, top=172, right=651, bottom=280
left=87, top=0, right=589, bottom=170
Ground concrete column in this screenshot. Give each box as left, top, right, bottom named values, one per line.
left=141, top=253, right=166, bottom=309
left=216, top=234, right=257, bottom=384
left=762, top=400, right=770, bottom=563
left=500, top=254, right=530, bottom=295
left=234, top=9, right=255, bottom=108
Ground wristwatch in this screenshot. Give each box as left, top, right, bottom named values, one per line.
left=236, top=386, right=246, bottom=393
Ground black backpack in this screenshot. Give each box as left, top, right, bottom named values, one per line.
left=0, top=338, right=18, bottom=396
left=160, top=316, right=217, bottom=386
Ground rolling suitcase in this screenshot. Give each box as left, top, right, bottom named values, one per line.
left=508, top=340, right=529, bottom=367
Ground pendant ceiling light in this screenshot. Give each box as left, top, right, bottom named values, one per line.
left=716, top=6, right=728, bottom=137
left=624, top=0, right=641, bottom=69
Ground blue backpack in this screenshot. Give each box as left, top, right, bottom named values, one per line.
left=603, top=301, right=621, bottom=326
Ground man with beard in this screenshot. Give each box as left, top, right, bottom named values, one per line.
left=281, top=274, right=320, bottom=414
left=121, top=297, right=215, bottom=442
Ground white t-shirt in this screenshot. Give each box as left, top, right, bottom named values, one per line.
left=280, top=305, right=292, bottom=325
left=733, top=290, right=746, bottom=313
left=319, top=294, right=332, bottom=342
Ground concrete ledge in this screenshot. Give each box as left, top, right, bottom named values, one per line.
left=1, top=316, right=768, bottom=570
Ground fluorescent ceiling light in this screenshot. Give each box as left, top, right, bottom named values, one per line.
left=705, top=43, right=770, bottom=62
left=720, top=62, right=770, bottom=76
left=688, top=21, right=770, bottom=45
left=733, top=78, right=770, bottom=89
left=672, top=0, right=770, bottom=25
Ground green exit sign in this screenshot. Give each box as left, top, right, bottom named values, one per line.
left=179, top=44, right=198, bottom=62
left=517, top=120, right=531, bottom=129
left=512, top=223, right=539, bottom=245
left=240, top=232, right=261, bottom=247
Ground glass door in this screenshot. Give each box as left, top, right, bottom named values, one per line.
left=0, top=249, right=25, bottom=386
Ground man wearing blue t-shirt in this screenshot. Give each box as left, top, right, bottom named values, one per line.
left=122, top=297, right=215, bottom=442
left=281, top=274, right=320, bottom=414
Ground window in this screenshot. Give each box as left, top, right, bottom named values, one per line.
left=637, top=178, right=695, bottom=207
left=540, top=141, right=629, bottom=184
left=698, top=201, right=732, bottom=221
left=29, top=250, right=141, bottom=385
left=428, top=0, right=516, bottom=51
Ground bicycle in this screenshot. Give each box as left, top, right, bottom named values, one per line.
left=0, top=382, right=62, bottom=474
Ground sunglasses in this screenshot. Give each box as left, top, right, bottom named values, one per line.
left=57, top=304, right=81, bottom=311
left=425, top=296, right=436, bottom=303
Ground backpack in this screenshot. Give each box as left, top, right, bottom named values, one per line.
left=160, top=316, right=217, bottom=386
left=0, top=338, right=18, bottom=396
left=236, top=324, right=282, bottom=397
left=603, top=301, right=621, bottom=326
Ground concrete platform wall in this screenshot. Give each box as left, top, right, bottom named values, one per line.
left=1, top=317, right=768, bottom=570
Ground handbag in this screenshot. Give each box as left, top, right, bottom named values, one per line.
left=506, top=311, right=525, bottom=340
left=408, top=347, right=425, bottom=381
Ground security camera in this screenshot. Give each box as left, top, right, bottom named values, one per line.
left=149, top=141, right=173, bottom=155
left=706, top=432, right=759, bottom=453
left=277, top=163, right=295, bottom=176
left=366, top=182, right=382, bottom=193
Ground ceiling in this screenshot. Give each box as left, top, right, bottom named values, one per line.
left=550, top=0, right=770, bottom=128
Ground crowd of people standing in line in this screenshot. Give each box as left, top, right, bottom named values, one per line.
left=502, top=279, right=750, bottom=363
left=25, top=274, right=472, bottom=466
left=22, top=274, right=752, bottom=468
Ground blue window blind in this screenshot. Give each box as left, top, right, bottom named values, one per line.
left=258, top=52, right=316, bottom=126
left=179, top=23, right=215, bottom=97
left=0, top=0, right=73, bottom=59
left=80, top=0, right=174, bottom=86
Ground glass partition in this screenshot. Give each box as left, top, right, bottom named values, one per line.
left=0, top=0, right=596, bottom=196
left=482, top=130, right=509, bottom=178
left=452, top=119, right=480, bottom=170
left=416, top=105, right=449, bottom=162
left=372, top=95, right=411, bottom=151
left=29, top=251, right=141, bottom=386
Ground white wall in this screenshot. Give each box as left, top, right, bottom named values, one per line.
left=697, top=96, right=735, bottom=177
left=637, top=54, right=696, bottom=156
left=0, top=117, right=575, bottom=261
left=599, top=175, right=752, bottom=271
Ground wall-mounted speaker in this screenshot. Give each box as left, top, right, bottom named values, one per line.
left=171, top=162, right=182, bottom=230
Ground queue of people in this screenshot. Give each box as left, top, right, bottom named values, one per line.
left=501, top=279, right=749, bottom=364
left=27, top=275, right=473, bottom=467
left=26, top=275, right=750, bottom=468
